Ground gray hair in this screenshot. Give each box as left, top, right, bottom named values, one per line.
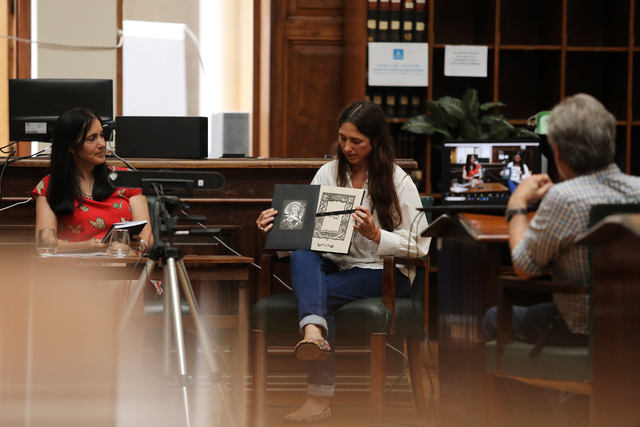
left=547, top=93, right=616, bottom=174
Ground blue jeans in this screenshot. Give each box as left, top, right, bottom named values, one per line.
left=507, top=179, right=519, bottom=194
left=290, top=249, right=411, bottom=397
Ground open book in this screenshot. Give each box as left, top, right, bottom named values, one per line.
left=101, top=220, right=148, bottom=243
left=265, top=185, right=365, bottom=254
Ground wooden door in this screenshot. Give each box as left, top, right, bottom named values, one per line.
left=268, top=0, right=366, bottom=158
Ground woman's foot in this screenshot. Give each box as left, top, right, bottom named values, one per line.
left=303, top=324, right=324, bottom=341
left=283, top=396, right=332, bottom=423
left=294, top=325, right=331, bottom=361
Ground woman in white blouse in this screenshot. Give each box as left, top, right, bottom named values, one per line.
left=501, top=151, right=530, bottom=193
left=256, top=101, right=430, bottom=423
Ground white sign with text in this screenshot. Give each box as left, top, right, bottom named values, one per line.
left=444, top=45, right=488, bottom=77
left=368, top=42, right=429, bottom=87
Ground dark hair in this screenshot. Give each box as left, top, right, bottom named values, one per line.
left=332, top=100, right=401, bottom=231
left=547, top=93, right=616, bottom=174
left=47, top=107, right=113, bottom=216
left=512, top=151, right=526, bottom=167
left=464, top=154, right=477, bottom=174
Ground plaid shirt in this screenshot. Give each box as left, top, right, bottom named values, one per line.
left=512, top=164, right=640, bottom=334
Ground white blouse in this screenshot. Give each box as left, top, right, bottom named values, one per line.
left=311, top=161, right=431, bottom=283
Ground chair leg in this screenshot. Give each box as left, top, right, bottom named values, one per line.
left=407, top=335, right=428, bottom=417
left=370, top=333, right=387, bottom=422
left=252, top=329, right=267, bottom=425
left=485, top=373, right=508, bottom=427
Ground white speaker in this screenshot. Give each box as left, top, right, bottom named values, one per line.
left=209, top=112, right=250, bottom=158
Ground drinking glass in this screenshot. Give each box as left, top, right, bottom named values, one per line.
left=110, top=229, right=131, bottom=258
left=36, top=229, right=58, bottom=255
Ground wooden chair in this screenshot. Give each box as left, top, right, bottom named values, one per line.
left=484, top=203, right=640, bottom=426
left=251, top=196, right=433, bottom=423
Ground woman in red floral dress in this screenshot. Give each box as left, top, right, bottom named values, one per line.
left=32, top=108, right=153, bottom=253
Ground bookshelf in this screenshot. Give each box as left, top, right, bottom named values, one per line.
left=254, top=0, right=639, bottom=187
left=356, top=0, right=640, bottom=195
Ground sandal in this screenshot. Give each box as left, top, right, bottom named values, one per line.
left=283, top=406, right=332, bottom=423
left=294, top=338, right=331, bottom=361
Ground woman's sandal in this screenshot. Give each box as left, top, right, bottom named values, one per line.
left=294, top=338, right=331, bottom=361
left=283, top=406, right=332, bottom=423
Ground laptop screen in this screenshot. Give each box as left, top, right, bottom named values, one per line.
left=441, top=140, right=543, bottom=206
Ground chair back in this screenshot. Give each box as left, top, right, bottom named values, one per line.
left=589, top=203, right=640, bottom=227
left=410, top=196, right=434, bottom=304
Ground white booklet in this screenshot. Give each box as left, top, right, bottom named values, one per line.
left=101, top=220, right=148, bottom=243
left=265, top=185, right=365, bottom=254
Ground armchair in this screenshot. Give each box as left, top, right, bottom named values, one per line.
left=251, top=196, right=433, bottom=423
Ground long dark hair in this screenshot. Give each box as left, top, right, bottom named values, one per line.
left=47, top=108, right=113, bottom=216
left=332, top=100, right=401, bottom=231
left=512, top=151, right=526, bottom=167
left=464, top=154, right=477, bottom=174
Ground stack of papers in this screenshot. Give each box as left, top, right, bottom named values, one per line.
left=40, top=251, right=110, bottom=258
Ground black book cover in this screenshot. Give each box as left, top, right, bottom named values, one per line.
left=402, top=0, right=414, bottom=42
left=414, top=0, right=426, bottom=43
left=385, top=87, right=398, bottom=118
left=389, top=0, right=402, bottom=42
left=367, top=0, right=378, bottom=42
left=410, top=92, right=422, bottom=117
left=265, top=185, right=365, bottom=254
left=398, top=88, right=409, bottom=118
left=377, top=0, right=390, bottom=42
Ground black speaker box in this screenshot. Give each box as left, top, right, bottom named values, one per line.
left=115, top=116, right=208, bottom=159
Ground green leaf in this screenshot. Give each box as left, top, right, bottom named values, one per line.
left=480, top=101, right=507, bottom=111
left=401, top=115, right=453, bottom=139
left=516, top=128, right=540, bottom=139
left=460, top=119, right=479, bottom=140
left=425, top=100, right=447, bottom=127
left=462, top=88, right=481, bottom=122
left=438, top=96, right=469, bottom=122
left=488, top=121, right=511, bottom=139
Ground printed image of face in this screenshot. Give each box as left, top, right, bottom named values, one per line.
left=339, top=122, right=373, bottom=167
left=69, top=118, right=106, bottom=167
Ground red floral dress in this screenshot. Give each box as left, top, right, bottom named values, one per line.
left=31, top=167, right=143, bottom=242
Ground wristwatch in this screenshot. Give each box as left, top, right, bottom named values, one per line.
left=505, top=208, right=528, bottom=222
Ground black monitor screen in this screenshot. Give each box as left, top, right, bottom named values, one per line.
left=441, top=139, right=543, bottom=206
left=9, top=79, right=113, bottom=142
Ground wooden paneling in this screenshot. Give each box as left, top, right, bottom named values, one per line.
left=269, top=1, right=347, bottom=158
left=286, top=43, right=344, bottom=158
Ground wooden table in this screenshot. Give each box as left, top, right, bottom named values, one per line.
left=422, top=213, right=513, bottom=427
left=450, top=182, right=510, bottom=194
left=0, top=249, right=253, bottom=427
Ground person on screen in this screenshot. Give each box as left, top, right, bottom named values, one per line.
left=500, top=151, right=531, bottom=193
left=32, top=107, right=153, bottom=254
left=462, top=154, right=483, bottom=183
left=256, top=101, right=430, bottom=423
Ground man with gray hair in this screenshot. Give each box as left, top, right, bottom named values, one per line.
left=484, top=93, right=640, bottom=343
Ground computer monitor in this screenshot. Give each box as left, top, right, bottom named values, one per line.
left=8, top=79, right=113, bottom=142
left=441, top=139, right=543, bottom=206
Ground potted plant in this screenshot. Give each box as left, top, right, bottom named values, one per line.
left=401, top=88, right=538, bottom=140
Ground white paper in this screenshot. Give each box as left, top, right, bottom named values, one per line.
left=368, top=42, right=429, bottom=87
left=444, top=45, right=488, bottom=77
left=311, top=186, right=365, bottom=254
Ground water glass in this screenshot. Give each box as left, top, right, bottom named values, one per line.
left=110, top=229, right=131, bottom=258
left=36, top=229, right=58, bottom=255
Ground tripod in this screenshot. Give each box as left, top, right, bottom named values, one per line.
left=120, top=242, right=236, bottom=427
